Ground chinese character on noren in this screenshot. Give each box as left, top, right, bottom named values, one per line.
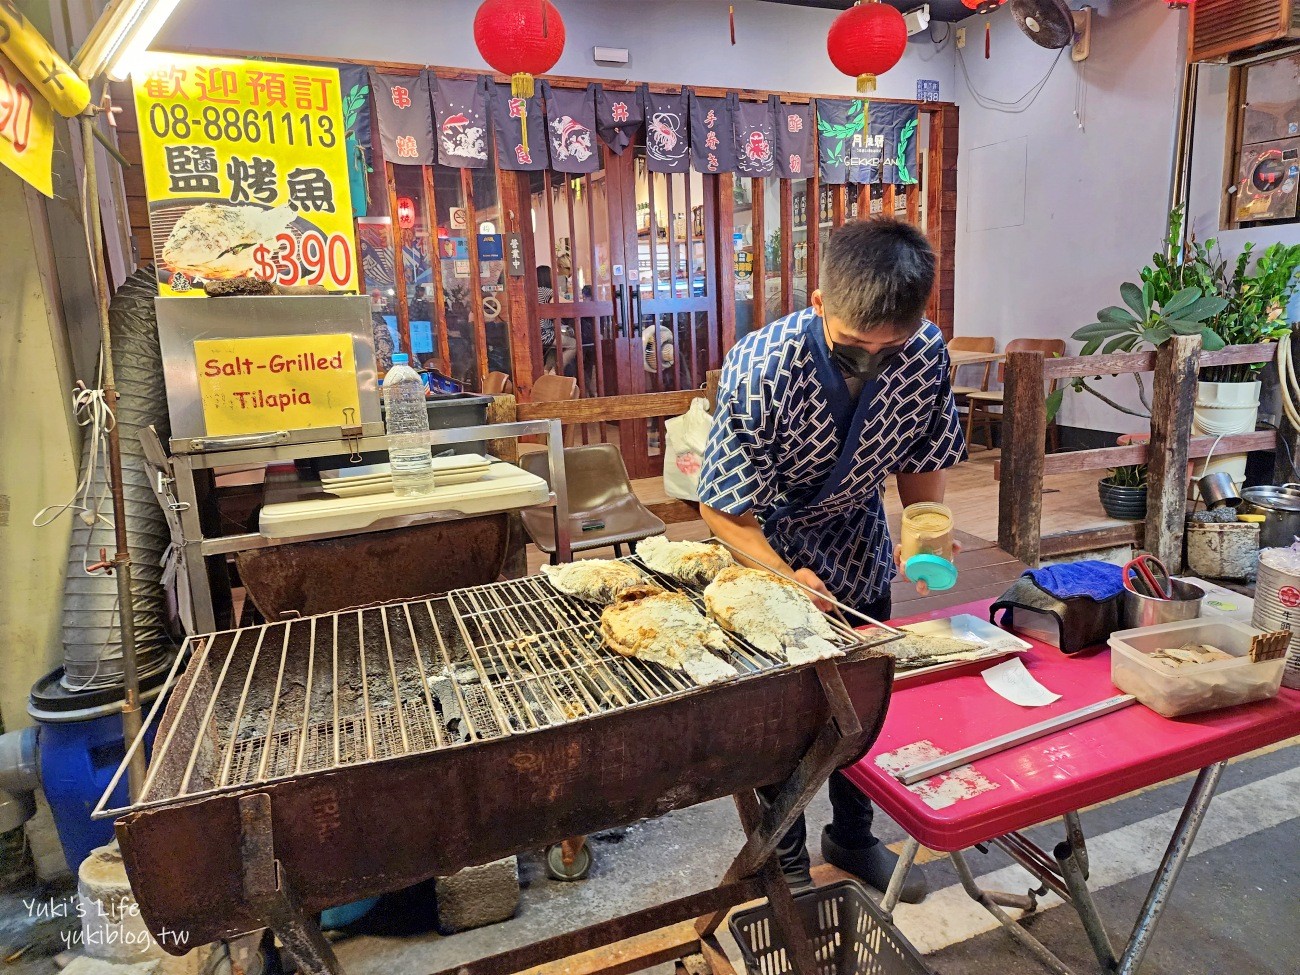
left=514, top=145, right=531, bottom=165
left=787, top=114, right=803, bottom=133
left=707, top=153, right=719, bottom=171
left=390, top=85, right=412, bottom=109
left=508, top=98, right=526, bottom=119
left=164, top=145, right=219, bottom=193
left=293, top=76, right=330, bottom=112
left=144, top=66, right=187, bottom=100
left=704, top=110, right=717, bottom=127
left=287, top=167, right=336, bottom=212
left=705, top=131, right=719, bottom=150
left=195, top=66, right=239, bottom=104
left=788, top=154, right=801, bottom=174
left=611, top=101, right=629, bottom=123
left=227, top=156, right=279, bottom=204
left=393, top=135, right=418, bottom=158
left=247, top=70, right=288, bottom=108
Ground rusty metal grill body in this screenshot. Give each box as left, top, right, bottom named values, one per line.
left=103, top=559, right=896, bottom=953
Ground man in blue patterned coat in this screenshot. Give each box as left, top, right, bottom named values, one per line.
left=698, top=219, right=966, bottom=901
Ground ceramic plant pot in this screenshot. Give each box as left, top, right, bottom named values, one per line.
left=1098, top=479, right=1147, bottom=520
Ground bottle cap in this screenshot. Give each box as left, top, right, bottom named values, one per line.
left=392, top=353, right=409, bottom=364
left=904, top=554, right=958, bottom=592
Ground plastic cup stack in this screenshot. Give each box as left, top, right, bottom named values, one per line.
left=1252, top=547, right=1300, bottom=690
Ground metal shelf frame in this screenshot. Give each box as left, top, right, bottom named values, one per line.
left=160, top=419, right=571, bottom=633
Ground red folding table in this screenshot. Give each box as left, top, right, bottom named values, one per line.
left=844, top=599, right=1300, bottom=975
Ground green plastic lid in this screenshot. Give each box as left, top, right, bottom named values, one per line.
left=904, top=554, right=958, bottom=591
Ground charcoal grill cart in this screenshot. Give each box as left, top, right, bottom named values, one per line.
left=97, top=556, right=903, bottom=975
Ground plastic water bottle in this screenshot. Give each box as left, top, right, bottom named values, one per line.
left=383, top=353, right=436, bottom=497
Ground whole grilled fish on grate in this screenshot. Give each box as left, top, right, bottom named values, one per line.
left=635, top=536, right=734, bottom=587
left=600, top=585, right=738, bottom=686
left=703, top=566, right=843, bottom=665
left=541, top=559, right=648, bottom=604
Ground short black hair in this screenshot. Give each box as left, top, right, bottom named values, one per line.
left=537, top=265, right=553, bottom=288
left=820, top=219, right=936, bottom=334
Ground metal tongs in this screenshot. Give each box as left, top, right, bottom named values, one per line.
left=1123, top=554, right=1172, bottom=600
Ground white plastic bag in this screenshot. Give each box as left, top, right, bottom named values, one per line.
left=663, top=397, right=712, bottom=501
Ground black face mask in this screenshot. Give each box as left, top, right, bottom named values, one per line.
left=831, top=343, right=904, bottom=383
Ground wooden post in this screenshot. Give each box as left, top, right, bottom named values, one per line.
left=1146, top=335, right=1201, bottom=572
left=997, top=350, right=1047, bottom=567
left=706, top=369, right=722, bottom=412
left=499, top=170, right=542, bottom=399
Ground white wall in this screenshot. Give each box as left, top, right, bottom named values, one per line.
left=157, top=0, right=956, bottom=101
left=952, top=0, right=1186, bottom=433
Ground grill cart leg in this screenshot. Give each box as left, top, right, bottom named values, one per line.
left=729, top=791, right=822, bottom=975
left=239, top=794, right=344, bottom=975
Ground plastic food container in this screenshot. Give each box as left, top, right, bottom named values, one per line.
left=899, top=502, right=954, bottom=561
left=1109, top=618, right=1285, bottom=718
left=900, top=502, right=958, bottom=591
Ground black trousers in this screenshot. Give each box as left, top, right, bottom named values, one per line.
left=758, top=592, right=891, bottom=872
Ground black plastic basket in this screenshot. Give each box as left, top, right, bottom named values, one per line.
left=728, top=881, right=931, bottom=975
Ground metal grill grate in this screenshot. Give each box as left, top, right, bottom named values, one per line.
left=98, top=555, right=884, bottom=818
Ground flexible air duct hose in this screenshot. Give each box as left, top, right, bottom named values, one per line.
left=60, top=267, right=172, bottom=691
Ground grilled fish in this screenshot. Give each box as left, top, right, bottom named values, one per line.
left=636, top=536, right=735, bottom=587
left=600, top=586, right=738, bottom=686
left=540, top=559, right=647, bottom=604
left=885, top=632, right=986, bottom=666
left=703, top=566, right=842, bottom=665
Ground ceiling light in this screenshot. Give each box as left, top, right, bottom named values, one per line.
left=75, top=0, right=184, bottom=83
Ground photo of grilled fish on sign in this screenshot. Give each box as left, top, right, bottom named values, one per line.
left=600, top=585, right=739, bottom=686
left=703, top=566, right=843, bottom=666
left=160, top=202, right=298, bottom=281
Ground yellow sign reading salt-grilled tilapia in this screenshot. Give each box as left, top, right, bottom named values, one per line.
left=132, top=52, right=356, bottom=297
left=195, top=333, right=361, bottom=437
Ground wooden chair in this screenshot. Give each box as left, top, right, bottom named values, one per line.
left=965, top=338, right=1065, bottom=453
left=483, top=371, right=513, bottom=395
left=519, top=374, right=580, bottom=455
left=519, top=444, right=667, bottom=563
left=947, top=336, right=997, bottom=397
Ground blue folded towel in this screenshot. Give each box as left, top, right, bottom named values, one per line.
left=1024, top=561, right=1124, bottom=601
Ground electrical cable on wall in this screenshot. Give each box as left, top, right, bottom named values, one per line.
left=32, top=359, right=117, bottom=561
left=956, top=43, right=1065, bottom=113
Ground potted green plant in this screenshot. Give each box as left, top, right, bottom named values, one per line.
left=1147, top=212, right=1300, bottom=484
left=1098, top=464, right=1148, bottom=520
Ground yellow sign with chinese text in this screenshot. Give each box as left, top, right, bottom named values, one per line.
left=0, top=50, right=54, bottom=197
left=195, top=333, right=361, bottom=437
left=0, top=4, right=89, bottom=118
left=132, top=52, right=357, bottom=297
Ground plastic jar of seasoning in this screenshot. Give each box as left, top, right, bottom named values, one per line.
left=899, top=502, right=957, bottom=591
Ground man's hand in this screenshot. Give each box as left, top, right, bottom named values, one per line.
left=894, top=539, right=962, bottom=596
left=793, top=568, right=834, bottom=612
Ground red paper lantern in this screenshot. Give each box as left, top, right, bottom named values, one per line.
left=961, top=0, right=1006, bottom=13
left=473, top=0, right=566, bottom=99
left=396, top=196, right=416, bottom=230
left=827, top=0, right=908, bottom=95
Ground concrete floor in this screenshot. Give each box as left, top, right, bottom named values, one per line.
left=317, top=740, right=1299, bottom=975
